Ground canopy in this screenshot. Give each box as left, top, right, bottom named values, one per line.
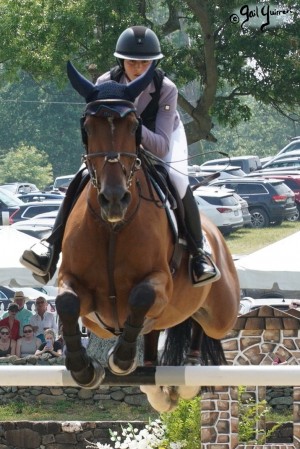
left=0, top=227, right=58, bottom=287
left=235, top=231, right=300, bottom=291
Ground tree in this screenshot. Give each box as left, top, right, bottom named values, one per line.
left=0, top=71, right=83, bottom=177
left=0, top=0, right=299, bottom=145
left=0, top=144, right=53, bottom=189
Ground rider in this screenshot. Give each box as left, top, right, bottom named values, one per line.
left=21, top=25, right=218, bottom=286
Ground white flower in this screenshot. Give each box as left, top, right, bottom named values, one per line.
left=86, top=442, right=113, bottom=449
left=88, top=418, right=186, bottom=449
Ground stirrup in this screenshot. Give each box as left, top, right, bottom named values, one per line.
left=20, top=240, right=54, bottom=276
left=189, top=252, right=221, bottom=287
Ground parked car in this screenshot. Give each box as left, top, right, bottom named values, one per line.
left=10, top=210, right=57, bottom=238
left=231, top=192, right=252, bottom=227
left=0, top=182, right=39, bottom=195
left=189, top=165, right=246, bottom=187
left=17, top=192, right=64, bottom=203
left=8, top=200, right=62, bottom=224
left=272, top=138, right=300, bottom=159
left=201, top=155, right=262, bottom=174
left=239, top=296, right=295, bottom=315
left=0, top=187, right=25, bottom=225
left=193, top=186, right=244, bottom=235
left=262, top=155, right=300, bottom=171
left=253, top=173, right=300, bottom=221
left=260, top=138, right=300, bottom=165
left=210, top=177, right=297, bottom=228
left=52, top=174, right=75, bottom=192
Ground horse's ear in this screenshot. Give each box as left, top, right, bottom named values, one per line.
left=67, top=61, right=95, bottom=101
left=125, top=61, right=156, bottom=100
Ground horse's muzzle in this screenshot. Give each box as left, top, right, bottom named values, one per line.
left=98, top=188, right=131, bottom=223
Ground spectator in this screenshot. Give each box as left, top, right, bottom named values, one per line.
left=0, top=304, right=21, bottom=341
left=1, top=291, right=33, bottom=336
left=35, top=329, right=62, bottom=358
left=0, top=326, right=16, bottom=356
left=16, top=325, right=42, bottom=358
left=30, top=297, right=57, bottom=343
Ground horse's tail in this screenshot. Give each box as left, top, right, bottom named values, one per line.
left=160, top=318, right=227, bottom=366
left=160, top=318, right=192, bottom=366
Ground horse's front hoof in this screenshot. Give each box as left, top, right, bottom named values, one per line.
left=71, top=359, right=105, bottom=389
left=107, top=346, right=138, bottom=376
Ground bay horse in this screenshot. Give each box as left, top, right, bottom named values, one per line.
left=56, top=61, right=240, bottom=412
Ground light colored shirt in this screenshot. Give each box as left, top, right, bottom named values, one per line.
left=29, top=311, right=57, bottom=336
left=19, top=338, right=41, bottom=357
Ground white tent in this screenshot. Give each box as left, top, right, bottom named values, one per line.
left=235, top=231, right=300, bottom=291
left=0, top=227, right=58, bottom=287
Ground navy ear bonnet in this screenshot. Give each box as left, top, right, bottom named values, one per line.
left=67, top=60, right=156, bottom=104
left=86, top=81, right=133, bottom=103
left=68, top=60, right=152, bottom=147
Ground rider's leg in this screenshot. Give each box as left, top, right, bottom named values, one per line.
left=20, top=167, right=89, bottom=283
left=182, top=185, right=217, bottom=284
left=165, top=121, right=218, bottom=285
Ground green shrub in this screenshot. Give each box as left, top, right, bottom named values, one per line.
left=161, top=397, right=201, bottom=449
left=238, top=386, right=281, bottom=444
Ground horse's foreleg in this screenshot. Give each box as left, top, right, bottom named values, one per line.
left=108, top=281, right=155, bottom=375
left=56, top=289, right=104, bottom=388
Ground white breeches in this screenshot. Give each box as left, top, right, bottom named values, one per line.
left=162, top=121, right=189, bottom=199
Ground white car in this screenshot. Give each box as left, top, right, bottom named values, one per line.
left=189, top=165, right=246, bottom=186
left=238, top=296, right=296, bottom=315
left=262, top=150, right=300, bottom=169
left=11, top=210, right=58, bottom=239
left=52, top=174, right=75, bottom=192
left=193, top=186, right=244, bottom=236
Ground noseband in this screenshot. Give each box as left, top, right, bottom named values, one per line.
left=81, top=99, right=142, bottom=190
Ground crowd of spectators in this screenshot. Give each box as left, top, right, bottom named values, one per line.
left=0, top=291, right=64, bottom=361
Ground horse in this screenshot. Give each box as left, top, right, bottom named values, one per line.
left=55, top=61, right=240, bottom=412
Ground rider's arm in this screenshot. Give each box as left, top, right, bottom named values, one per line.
left=140, top=78, right=179, bottom=160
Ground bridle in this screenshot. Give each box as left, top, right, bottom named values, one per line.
left=81, top=99, right=142, bottom=191
left=83, top=151, right=141, bottom=191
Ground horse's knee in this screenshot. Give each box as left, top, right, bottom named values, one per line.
left=56, top=292, right=80, bottom=321
left=129, top=282, right=155, bottom=313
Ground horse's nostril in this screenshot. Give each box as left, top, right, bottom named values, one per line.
left=99, top=193, right=109, bottom=208
left=121, top=192, right=131, bottom=207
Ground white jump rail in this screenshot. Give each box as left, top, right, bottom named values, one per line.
left=0, top=365, right=299, bottom=387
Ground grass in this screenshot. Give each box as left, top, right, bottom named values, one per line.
left=224, top=220, right=300, bottom=255
left=266, top=409, right=293, bottom=423
left=0, top=397, right=157, bottom=422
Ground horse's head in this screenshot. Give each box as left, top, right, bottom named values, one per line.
left=67, top=61, right=155, bottom=223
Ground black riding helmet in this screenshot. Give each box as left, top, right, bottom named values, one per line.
left=114, top=26, right=164, bottom=61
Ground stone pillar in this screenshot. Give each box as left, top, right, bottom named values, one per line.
left=294, top=386, right=300, bottom=449
left=201, top=386, right=238, bottom=449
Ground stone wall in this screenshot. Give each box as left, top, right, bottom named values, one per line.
left=0, top=420, right=145, bottom=449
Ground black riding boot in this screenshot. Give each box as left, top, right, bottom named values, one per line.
left=20, top=168, right=90, bottom=284
left=182, top=186, right=219, bottom=286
